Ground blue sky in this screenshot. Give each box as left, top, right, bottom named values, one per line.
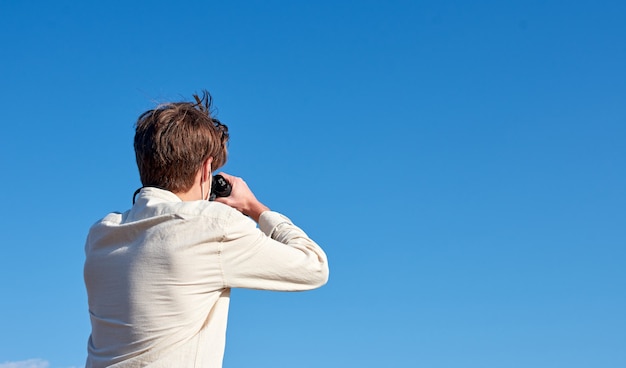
left=0, top=1, right=624, bottom=367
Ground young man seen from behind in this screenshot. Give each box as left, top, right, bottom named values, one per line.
left=83, top=91, right=329, bottom=367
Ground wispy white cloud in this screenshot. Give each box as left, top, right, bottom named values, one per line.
left=0, top=359, right=50, bottom=368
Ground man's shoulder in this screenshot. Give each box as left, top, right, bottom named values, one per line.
left=87, top=211, right=126, bottom=230
left=172, top=200, right=232, bottom=218
left=88, top=200, right=254, bottom=238
left=100, top=211, right=125, bottom=224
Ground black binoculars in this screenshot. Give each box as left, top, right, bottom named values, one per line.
left=209, top=174, right=232, bottom=201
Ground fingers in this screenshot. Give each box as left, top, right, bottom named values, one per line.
left=217, top=172, right=241, bottom=182
left=213, top=172, right=269, bottom=222
left=217, top=172, right=246, bottom=189
left=216, top=172, right=234, bottom=181
left=214, top=172, right=251, bottom=206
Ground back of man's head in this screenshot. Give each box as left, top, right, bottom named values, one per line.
left=134, top=91, right=229, bottom=193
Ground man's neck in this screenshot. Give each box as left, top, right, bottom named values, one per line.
left=174, top=183, right=205, bottom=202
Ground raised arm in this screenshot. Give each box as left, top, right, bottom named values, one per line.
left=214, top=173, right=329, bottom=290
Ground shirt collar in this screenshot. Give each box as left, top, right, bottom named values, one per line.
left=135, top=186, right=182, bottom=205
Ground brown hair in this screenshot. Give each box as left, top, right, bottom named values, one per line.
left=134, top=91, right=229, bottom=193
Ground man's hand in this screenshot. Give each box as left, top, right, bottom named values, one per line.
left=214, top=172, right=270, bottom=222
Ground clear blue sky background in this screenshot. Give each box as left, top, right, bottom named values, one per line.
left=0, top=1, right=624, bottom=367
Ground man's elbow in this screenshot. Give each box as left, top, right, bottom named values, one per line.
left=308, top=261, right=329, bottom=289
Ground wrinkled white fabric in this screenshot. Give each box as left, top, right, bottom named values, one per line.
left=84, top=187, right=329, bottom=367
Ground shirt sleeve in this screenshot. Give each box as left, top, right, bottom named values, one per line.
left=219, top=210, right=329, bottom=291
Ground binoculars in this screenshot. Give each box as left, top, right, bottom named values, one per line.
left=209, top=174, right=232, bottom=201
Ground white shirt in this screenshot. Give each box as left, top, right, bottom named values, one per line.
left=84, top=187, right=329, bottom=367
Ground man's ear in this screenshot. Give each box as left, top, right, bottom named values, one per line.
left=202, top=157, right=213, bottom=182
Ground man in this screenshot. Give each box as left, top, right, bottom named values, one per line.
left=83, top=92, right=329, bottom=367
